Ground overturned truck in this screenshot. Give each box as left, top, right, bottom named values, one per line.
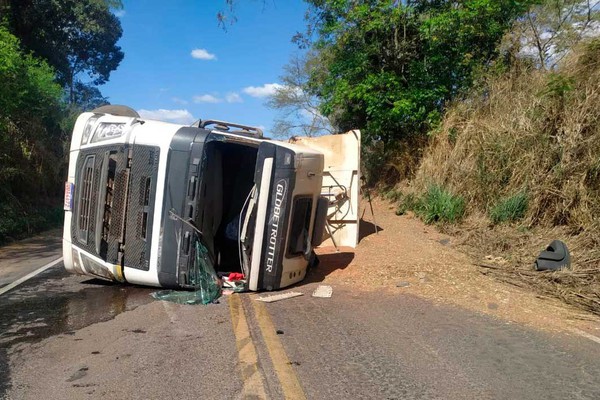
left=63, top=106, right=360, bottom=291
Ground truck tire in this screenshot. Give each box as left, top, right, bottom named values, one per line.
left=92, top=105, right=140, bottom=118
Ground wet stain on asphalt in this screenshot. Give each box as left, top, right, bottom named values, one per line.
left=0, top=266, right=155, bottom=397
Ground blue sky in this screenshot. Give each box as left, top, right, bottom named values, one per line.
left=102, top=0, right=309, bottom=132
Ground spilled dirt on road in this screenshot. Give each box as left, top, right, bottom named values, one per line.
left=313, top=197, right=600, bottom=335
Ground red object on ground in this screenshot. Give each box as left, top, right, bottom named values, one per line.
left=228, top=272, right=245, bottom=281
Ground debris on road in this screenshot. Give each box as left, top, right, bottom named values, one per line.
left=151, top=239, right=222, bottom=305
left=221, top=272, right=247, bottom=293
left=396, top=281, right=410, bottom=288
left=312, top=285, right=333, bottom=298
left=534, top=240, right=571, bottom=271
left=255, top=292, right=303, bottom=303
left=227, top=272, right=245, bottom=281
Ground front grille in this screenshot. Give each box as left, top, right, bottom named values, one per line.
left=124, top=146, right=159, bottom=271
left=101, top=155, right=117, bottom=244
left=77, top=155, right=95, bottom=244
left=109, top=170, right=128, bottom=238
left=72, top=144, right=159, bottom=271
left=72, top=145, right=127, bottom=260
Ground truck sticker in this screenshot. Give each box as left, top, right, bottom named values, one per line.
left=265, top=179, right=287, bottom=273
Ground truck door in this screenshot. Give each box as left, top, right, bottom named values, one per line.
left=290, top=130, right=361, bottom=248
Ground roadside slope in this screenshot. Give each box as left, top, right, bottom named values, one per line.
left=316, top=197, right=600, bottom=335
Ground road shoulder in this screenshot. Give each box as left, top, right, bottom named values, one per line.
left=0, top=229, right=62, bottom=289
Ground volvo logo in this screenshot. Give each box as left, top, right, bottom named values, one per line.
left=265, top=179, right=287, bottom=273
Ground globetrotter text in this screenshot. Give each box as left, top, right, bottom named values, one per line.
left=265, top=179, right=286, bottom=273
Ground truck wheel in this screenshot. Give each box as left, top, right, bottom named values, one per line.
left=92, top=105, right=140, bottom=118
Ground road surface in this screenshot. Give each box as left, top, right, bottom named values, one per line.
left=1, top=237, right=600, bottom=399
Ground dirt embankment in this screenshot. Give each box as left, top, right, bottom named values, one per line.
left=314, top=197, right=600, bottom=335
left=384, top=40, right=600, bottom=321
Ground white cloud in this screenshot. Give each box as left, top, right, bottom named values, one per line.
left=191, top=48, right=217, bottom=60
left=225, top=92, right=243, bottom=103
left=242, top=83, right=283, bottom=98
left=114, top=9, right=126, bottom=18
left=171, top=97, right=188, bottom=105
left=582, top=21, right=600, bottom=38
left=138, top=109, right=196, bottom=124
left=193, top=94, right=222, bottom=103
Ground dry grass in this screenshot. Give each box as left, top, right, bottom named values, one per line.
left=445, top=216, right=600, bottom=315
left=406, top=39, right=600, bottom=315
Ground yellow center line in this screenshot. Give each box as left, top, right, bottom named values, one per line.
left=252, top=297, right=307, bottom=400
left=229, top=294, right=268, bottom=399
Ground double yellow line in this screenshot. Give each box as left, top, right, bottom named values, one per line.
left=229, top=295, right=306, bottom=400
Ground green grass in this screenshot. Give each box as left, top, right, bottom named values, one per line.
left=489, top=192, right=528, bottom=224
left=416, top=184, right=465, bottom=224
left=383, top=188, right=403, bottom=203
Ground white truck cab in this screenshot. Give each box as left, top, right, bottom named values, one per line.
left=63, top=106, right=358, bottom=291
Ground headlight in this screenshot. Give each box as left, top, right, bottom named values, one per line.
left=91, top=122, right=127, bottom=143
left=81, top=115, right=101, bottom=145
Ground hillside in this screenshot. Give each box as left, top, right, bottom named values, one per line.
left=394, top=40, right=600, bottom=315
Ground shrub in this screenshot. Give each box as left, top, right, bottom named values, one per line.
left=0, top=200, right=63, bottom=244
left=383, top=188, right=403, bottom=203
left=490, top=192, right=528, bottom=224
left=396, top=193, right=418, bottom=215
left=416, top=184, right=465, bottom=224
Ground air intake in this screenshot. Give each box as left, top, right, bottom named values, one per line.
left=77, top=155, right=96, bottom=244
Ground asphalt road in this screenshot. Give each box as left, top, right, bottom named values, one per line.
left=1, top=258, right=600, bottom=399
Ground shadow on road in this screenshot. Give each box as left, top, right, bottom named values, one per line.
left=359, top=218, right=383, bottom=242
left=304, top=251, right=354, bottom=284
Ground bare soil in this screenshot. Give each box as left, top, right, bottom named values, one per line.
left=314, top=197, right=600, bottom=336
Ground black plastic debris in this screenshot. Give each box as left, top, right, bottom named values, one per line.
left=534, top=240, right=571, bottom=271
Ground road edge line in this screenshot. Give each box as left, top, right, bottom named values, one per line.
left=252, top=297, right=307, bottom=400
left=570, top=328, right=600, bottom=345
left=0, top=257, right=63, bottom=296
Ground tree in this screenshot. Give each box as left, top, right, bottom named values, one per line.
left=0, top=26, right=64, bottom=203
left=217, top=0, right=270, bottom=29
left=70, top=82, right=110, bottom=111
left=299, top=0, right=535, bottom=146
left=2, top=0, right=124, bottom=104
left=506, top=0, right=600, bottom=69
left=267, top=52, right=335, bottom=137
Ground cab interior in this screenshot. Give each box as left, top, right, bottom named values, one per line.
left=196, top=140, right=258, bottom=274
